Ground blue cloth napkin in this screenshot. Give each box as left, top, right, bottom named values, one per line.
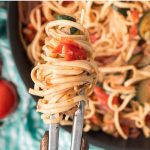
left=0, top=8, right=103, bottom=150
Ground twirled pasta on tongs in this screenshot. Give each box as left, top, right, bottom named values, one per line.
left=29, top=15, right=98, bottom=124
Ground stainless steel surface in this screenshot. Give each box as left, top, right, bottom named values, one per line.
left=70, top=101, right=85, bottom=150
left=48, top=115, right=59, bottom=150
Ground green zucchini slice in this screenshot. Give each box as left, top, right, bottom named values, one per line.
left=138, top=11, right=150, bottom=42
left=56, top=15, right=78, bottom=34
left=56, top=15, right=76, bottom=22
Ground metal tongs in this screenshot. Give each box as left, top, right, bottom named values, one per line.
left=48, top=92, right=86, bottom=150
left=48, top=10, right=88, bottom=150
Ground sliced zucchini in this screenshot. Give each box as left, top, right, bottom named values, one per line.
left=70, top=27, right=78, bottom=35
left=56, top=15, right=78, bottom=34
left=136, top=79, right=150, bottom=102
left=112, top=4, right=129, bottom=16
left=138, top=11, right=150, bottom=42
left=132, top=95, right=138, bottom=102
left=96, top=82, right=103, bottom=87
left=128, top=53, right=143, bottom=66
left=56, top=15, right=76, bottom=22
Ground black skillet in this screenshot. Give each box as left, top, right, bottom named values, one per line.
left=7, top=2, right=150, bottom=150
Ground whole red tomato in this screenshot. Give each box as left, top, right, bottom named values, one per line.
left=0, top=79, right=18, bottom=119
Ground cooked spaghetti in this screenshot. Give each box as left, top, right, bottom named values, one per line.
left=29, top=15, right=98, bottom=124
left=20, top=1, right=150, bottom=139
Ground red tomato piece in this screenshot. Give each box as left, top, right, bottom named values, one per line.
left=25, top=33, right=35, bottom=43
left=90, top=34, right=100, bottom=43
left=130, top=10, right=140, bottom=24
left=121, top=125, right=129, bottom=136
left=54, top=44, right=63, bottom=54
left=145, top=115, right=150, bottom=127
left=54, top=39, right=87, bottom=61
left=129, top=25, right=138, bottom=39
left=91, top=115, right=101, bottom=126
left=27, top=23, right=34, bottom=30
left=0, top=79, right=18, bottom=119
left=94, top=86, right=109, bottom=105
left=94, top=86, right=119, bottom=110
left=24, top=23, right=36, bottom=42
left=42, top=17, right=47, bottom=23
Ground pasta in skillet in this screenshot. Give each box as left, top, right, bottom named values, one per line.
left=19, top=1, right=150, bottom=139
